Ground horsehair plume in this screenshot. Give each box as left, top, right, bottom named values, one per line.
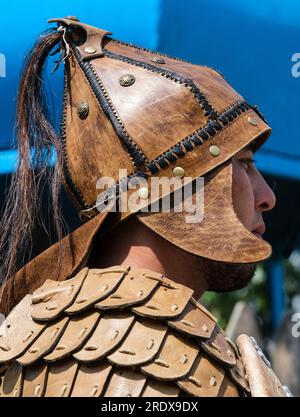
left=0, top=28, right=65, bottom=286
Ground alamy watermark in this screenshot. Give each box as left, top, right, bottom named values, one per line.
left=291, top=312, right=300, bottom=337
left=291, top=53, right=300, bottom=77
left=0, top=53, right=6, bottom=78
left=80, top=169, right=205, bottom=224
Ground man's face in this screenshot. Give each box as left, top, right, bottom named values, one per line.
left=203, top=145, right=276, bottom=292
left=232, top=146, right=276, bottom=239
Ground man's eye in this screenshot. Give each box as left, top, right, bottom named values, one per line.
left=239, top=158, right=256, bottom=170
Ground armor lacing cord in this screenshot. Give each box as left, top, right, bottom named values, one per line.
left=51, top=26, right=70, bottom=74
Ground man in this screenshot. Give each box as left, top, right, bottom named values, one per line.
left=92, top=145, right=276, bottom=297
left=0, top=17, right=291, bottom=397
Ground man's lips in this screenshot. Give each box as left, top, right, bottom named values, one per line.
left=252, top=224, right=266, bottom=239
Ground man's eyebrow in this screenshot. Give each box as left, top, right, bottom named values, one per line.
left=242, top=143, right=256, bottom=153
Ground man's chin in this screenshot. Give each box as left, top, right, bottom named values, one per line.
left=203, top=260, right=256, bottom=292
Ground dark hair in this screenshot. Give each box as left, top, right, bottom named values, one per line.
left=0, top=29, right=64, bottom=285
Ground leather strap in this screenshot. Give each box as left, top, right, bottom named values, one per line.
left=48, top=18, right=112, bottom=60
left=0, top=210, right=110, bottom=316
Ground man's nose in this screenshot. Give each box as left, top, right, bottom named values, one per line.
left=254, top=170, right=276, bottom=212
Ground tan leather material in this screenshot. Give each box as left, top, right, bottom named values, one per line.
left=95, top=268, right=162, bottom=310
left=0, top=295, right=46, bottom=363
left=132, top=279, right=193, bottom=319
left=177, top=353, right=225, bottom=397
left=237, top=334, right=287, bottom=397
left=138, top=159, right=272, bottom=264
left=105, top=39, right=243, bottom=113
left=74, top=312, right=135, bottom=362
left=141, top=379, right=181, bottom=397
left=0, top=18, right=275, bottom=321
left=31, top=268, right=89, bottom=321
left=70, top=362, right=112, bottom=397
left=53, top=16, right=272, bottom=267
left=107, top=318, right=167, bottom=367
left=0, top=362, right=23, bottom=397
left=0, top=115, right=271, bottom=319
left=44, top=358, right=79, bottom=397
left=17, top=316, right=69, bottom=366
left=141, top=332, right=199, bottom=380
left=0, top=266, right=263, bottom=397
left=228, top=355, right=250, bottom=393
left=103, top=368, right=147, bottom=397
left=66, top=266, right=129, bottom=314
left=44, top=311, right=100, bottom=362
left=218, top=376, right=240, bottom=397
left=22, top=362, right=49, bottom=397
left=91, top=55, right=207, bottom=161
left=0, top=209, right=110, bottom=316
left=48, top=18, right=112, bottom=60
left=167, top=299, right=216, bottom=339
left=201, top=325, right=236, bottom=367
left=64, top=54, right=133, bottom=207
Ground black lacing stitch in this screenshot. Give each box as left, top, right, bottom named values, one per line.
left=146, top=100, right=251, bottom=174
left=111, top=38, right=193, bottom=64
left=103, top=49, right=218, bottom=120
left=112, top=38, right=232, bottom=88
left=84, top=100, right=253, bottom=212
left=95, top=171, right=149, bottom=213
left=60, top=64, right=89, bottom=210
left=71, top=46, right=148, bottom=170
left=251, top=104, right=268, bottom=124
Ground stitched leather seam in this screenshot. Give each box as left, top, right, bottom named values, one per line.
left=60, top=63, right=89, bottom=209
left=107, top=41, right=267, bottom=125
left=72, top=46, right=148, bottom=171
left=147, top=100, right=251, bottom=173
left=103, top=49, right=218, bottom=119
left=80, top=105, right=257, bottom=219
left=112, top=38, right=194, bottom=64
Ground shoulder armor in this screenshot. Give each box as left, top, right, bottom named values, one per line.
left=0, top=266, right=286, bottom=397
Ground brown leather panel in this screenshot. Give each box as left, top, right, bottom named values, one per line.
left=92, top=56, right=207, bottom=161
left=31, top=268, right=88, bottom=321
left=44, top=358, right=79, bottom=397
left=0, top=210, right=110, bottom=317
left=218, top=376, right=240, bottom=397
left=44, top=311, right=100, bottom=362
left=132, top=280, right=193, bottom=319
left=66, top=267, right=129, bottom=314
left=141, top=379, right=180, bottom=397
left=65, top=54, right=133, bottom=206
left=103, top=368, right=147, bottom=397
left=48, top=18, right=112, bottom=60
left=0, top=295, right=46, bottom=363
left=70, top=361, right=112, bottom=397
left=108, top=318, right=167, bottom=367
left=74, top=312, right=135, bottom=362
left=95, top=268, right=161, bottom=310
left=22, top=362, right=48, bottom=397
left=17, top=316, right=69, bottom=366
left=168, top=299, right=216, bottom=339
left=0, top=109, right=271, bottom=319
left=136, top=111, right=272, bottom=265
left=0, top=362, right=23, bottom=397
left=201, top=325, right=236, bottom=367
left=228, top=355, right=250, bottom=393
left=237, top=334, right=286, bottom=397
left=141, top=332, right=198, bottom=380
left=105, top=40, right=242, bottom=112
left=177, top=353, right=225, bottom=397
left=0, top=266, right=249, bottom=397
